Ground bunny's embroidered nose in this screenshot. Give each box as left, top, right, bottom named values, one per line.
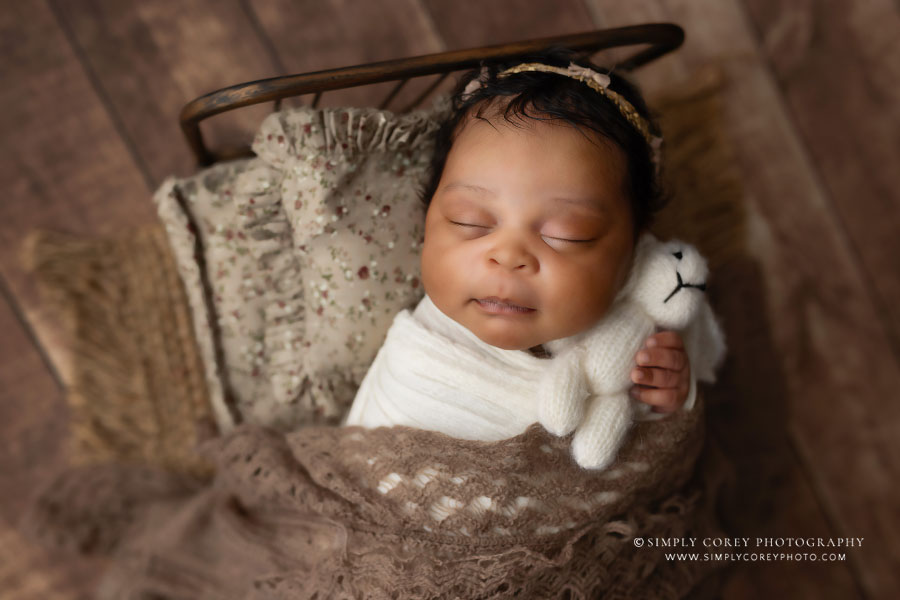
left=663, top=271, right=707, bottom=303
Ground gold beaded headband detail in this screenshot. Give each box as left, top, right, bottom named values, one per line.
left=461, top=61, right=663, bottom=170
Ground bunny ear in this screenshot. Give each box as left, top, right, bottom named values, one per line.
left=615, top=232, right=660, bottom=301
left=636, top=231, right=660, bottom=253
left=683, top=301, right=727, bottom=383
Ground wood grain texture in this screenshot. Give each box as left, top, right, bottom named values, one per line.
left=742, top=0, right=900, bottom=358
left=0, top=0, right=156, bottom=386
left=48, top=0, right=283, bottom=184
left=707, top=259, right=862, bottom=599
left=0, top=297, right=104, bottom=599
left=422, top=0, right=595, bottom=48
left=246, top=0, right=446, bottom=109
left=587, top=0, right=690, bottom=91
left=0, top=2, right=160, bottom=594
left=0, top=298, right=65, bottom=526
left=0, top=519, right=105, bottom=600
left=417, top=0, right=601, bottom=107
left=593, top=0, right=899, bottom=597
left=2, top=0, right=897, bottom=597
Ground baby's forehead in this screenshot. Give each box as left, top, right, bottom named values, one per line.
left=457, top=105, right=621, bottom=157
left=457, top=102, right=567, bottom=137
left=448, top=123, right=627, bottom=197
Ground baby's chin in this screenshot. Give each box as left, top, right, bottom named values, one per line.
left=465, top=320, right=547, bottom=351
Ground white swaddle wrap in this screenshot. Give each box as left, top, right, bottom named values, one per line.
left=344, top=294, right=548, bottom=441
left=344, top=234, right=727, bottom=469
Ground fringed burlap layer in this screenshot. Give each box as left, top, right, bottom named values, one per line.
left=20, top=224, right=216, bottom=475
left=25, top=391, right=731, bottom=599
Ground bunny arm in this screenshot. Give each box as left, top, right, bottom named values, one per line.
left=580, top=302, right=656, bottom=396
left=571, top=391, right=633, bottom=470
left=538, top=349, right=590, bottom=436
left=538, top=301, right=652, bottom=437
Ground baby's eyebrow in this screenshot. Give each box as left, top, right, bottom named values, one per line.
left=549, top=195, right=608, bottom=213
left=442, top=182, right=608, bottom=214
left=442, top=182, right=494, bottom=195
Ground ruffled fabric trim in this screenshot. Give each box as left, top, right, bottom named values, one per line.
left=251, top=95, right=451, bottom=166
left=248, top=99, right=446, bottom=245
left=230, top=100, right=447, bottom=428
left=231, top=163, right=310, bottom=418
left=154, top=176, right=234, bottom=431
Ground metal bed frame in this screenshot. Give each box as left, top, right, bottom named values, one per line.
left=180, top=24, right=684, bottom=167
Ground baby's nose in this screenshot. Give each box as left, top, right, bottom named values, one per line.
left=487, top=236, right=538, bottom=272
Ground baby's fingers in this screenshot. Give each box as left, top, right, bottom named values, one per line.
left=630, top=386, right=681, bottom=413
left=631, top=366, right=681, bottom=389
left=645, top=330, right=685, bottom=350
left=635, top=347, right=687, bottom=372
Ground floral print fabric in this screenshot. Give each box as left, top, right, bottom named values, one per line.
left=154, top=97, right=450, bottom=432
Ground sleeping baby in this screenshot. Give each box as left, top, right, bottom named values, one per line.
left=345, top=48, right=725, bottom=468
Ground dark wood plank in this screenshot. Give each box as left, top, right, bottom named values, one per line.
left=245, top=0, right=445, bottom=110
left=1, top=4, right=276, bottom=593
left=423, top=0, right=596, bottom=48
left=0, top=297, right=65, bottom=526
left=48, top=0, right=284, bottom=185
left=707, top=260, right=862, bottom=600
left=742, top=0, right=900, bottom=360
left=0, top=0, right=150, bottom=536
left=593, top=0, right=899, bottom=597
left=0, top=0, right=156, bottom=383
left=414, top=0, right=607, bottom=115
left=0, top=295, right=104, bottom=599
left=0, top=518, right=106, bottom=600
left=581, top=0, right=690, bottom=90
left=0, top=3, right=235, bottom=594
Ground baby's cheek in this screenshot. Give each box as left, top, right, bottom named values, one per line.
left=548, top=264, right=619, bottom=328
left=419, top=239, right=440, bottom=296
left=420, top=236, right=460, bottom=300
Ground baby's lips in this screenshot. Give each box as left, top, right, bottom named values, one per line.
left=476, top=296, right=534, bottom=310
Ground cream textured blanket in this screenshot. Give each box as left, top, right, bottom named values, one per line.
left=345, top=294, right=697, bottom=440
left=345, top=294, right=550, bottom=440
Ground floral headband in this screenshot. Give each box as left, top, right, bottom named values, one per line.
left=461, top=61, right=664, bottom=171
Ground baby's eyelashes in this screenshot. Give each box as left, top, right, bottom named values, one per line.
left=447, top=219, right=597, bottom=250
left=449, top=220, right=490, bottom=229
left=541, top=235, right=597, bottom=250
left=541, top=235, right=595, bottom=243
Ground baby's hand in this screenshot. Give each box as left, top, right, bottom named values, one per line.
left=629, top=331, right=690, bottom=414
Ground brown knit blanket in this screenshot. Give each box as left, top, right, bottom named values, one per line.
left=25, top=389, right=728, bottom=599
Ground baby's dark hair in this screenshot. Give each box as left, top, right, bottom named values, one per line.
left=421, top=46, right=669, bottom=236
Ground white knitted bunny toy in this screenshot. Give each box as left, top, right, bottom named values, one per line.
left=539, top=232, right=726, bottom=470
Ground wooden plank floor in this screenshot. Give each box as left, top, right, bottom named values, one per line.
left=2, top=1, right=897, bottom=598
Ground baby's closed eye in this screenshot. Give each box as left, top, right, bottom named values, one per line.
left=449, top=220, right=490, bottom=229
left=540, top=234, right=597, bottom=250
left=540, top=222, right=604, bottom=248
left=450, top=220, right=596, bottom=248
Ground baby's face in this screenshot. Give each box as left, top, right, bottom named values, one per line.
left=421, top=111, right=636, bottom=350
